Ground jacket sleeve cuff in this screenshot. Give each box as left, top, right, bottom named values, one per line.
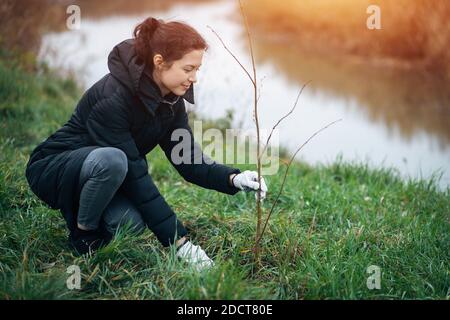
left=216, top=166, right=241, bottom=195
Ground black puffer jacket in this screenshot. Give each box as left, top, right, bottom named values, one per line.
left=25, top=39, right=240, bottom=246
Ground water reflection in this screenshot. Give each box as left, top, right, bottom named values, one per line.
left=251, top=38, right=450, bottom=149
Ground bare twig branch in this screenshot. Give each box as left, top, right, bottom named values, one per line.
left=255, top=118, right=342, bottom=246
left=259, top=81, right=310, bottom=160
left=237, top=0, right=264, bottom=265
left=256, top=75, right=267, bottom=104
left=239, top=0, right=256, bottom=84
left=210, top=0, right=340, bottom=267
left=207, top=25, right=255, bottom=86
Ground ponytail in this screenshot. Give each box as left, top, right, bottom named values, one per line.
left=133, top=17, right=162, bottom=64
left=133, top=17, right=208, bottom=70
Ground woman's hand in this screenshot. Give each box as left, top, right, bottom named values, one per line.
left=230, top=170, right=268, bottom=200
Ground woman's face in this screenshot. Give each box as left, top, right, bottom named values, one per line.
left=153, top=49, right=204, bottom=97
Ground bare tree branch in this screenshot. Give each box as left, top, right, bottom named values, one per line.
left=211, top=0, right=341, bottom=266
left=239, top=0, right=257, bottom=84
left=207, top=25, right=255, bottom=86
left=259, top=81, right=311, bottom=160
left=237, top=0, right=264, bottom=265
left=255, top=118, right=342, bottom=246
left=256, top=75, right=267, bottom=104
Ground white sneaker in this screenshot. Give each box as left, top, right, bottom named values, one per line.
left=176, top=241, right=215, bottom=272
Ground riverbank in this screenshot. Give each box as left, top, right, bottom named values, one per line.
left=241, top=0, right=450, bottom=79
left=0, top=51, right=448, bottom=299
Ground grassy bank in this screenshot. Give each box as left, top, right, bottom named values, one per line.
left=0, top=53, right=449, bottom=300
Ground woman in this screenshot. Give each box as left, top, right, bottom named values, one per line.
left=25, top=17, right=267, bottom=272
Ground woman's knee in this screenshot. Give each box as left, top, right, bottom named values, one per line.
left=92, top=147, right=128, bottom=181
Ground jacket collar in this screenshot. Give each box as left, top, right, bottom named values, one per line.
left=139, top=66, right=195, bottom=116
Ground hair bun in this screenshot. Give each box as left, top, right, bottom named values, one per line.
left=133, top=17, right=208, bottom=70
left=135, top=17, right=161, bottom=41
left=146, top=17, right=160, bottom=34
left=150, top=17, right=160, bottom=29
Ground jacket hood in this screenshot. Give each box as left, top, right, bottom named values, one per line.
left=107, top=39, right=195, bottom=115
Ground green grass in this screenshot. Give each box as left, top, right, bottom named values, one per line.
left=0, top=54, right=449, bottom=300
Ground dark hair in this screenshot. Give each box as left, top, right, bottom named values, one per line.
left=133, top=17, right=208, bottom=70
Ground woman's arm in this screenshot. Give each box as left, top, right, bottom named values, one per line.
left=159, top=101, right=241, bottom=195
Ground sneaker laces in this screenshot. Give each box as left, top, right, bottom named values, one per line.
left=176, top=241, right=214, bottom=272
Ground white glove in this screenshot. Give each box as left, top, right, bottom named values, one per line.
left=232, top=170, right=268, bottom=200
left=176, top=241, right=214, bottom=272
